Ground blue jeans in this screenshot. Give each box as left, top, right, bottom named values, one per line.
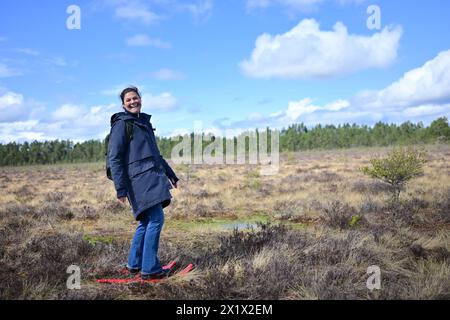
left=127, top=203, right=165, bottom=275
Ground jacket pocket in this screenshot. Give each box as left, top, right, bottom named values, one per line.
left=127, top=157, right=156, bottom=178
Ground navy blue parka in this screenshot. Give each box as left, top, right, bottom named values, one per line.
left=108, top=110, right=179, bottom=220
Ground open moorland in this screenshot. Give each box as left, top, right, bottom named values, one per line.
left=0, top=144, right=449, bottom=299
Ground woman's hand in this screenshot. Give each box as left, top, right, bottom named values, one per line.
left=118, top=196, right=128, bottom=204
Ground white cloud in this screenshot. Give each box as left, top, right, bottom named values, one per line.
left=246, top=0, right=365, bottom=12
left=283, top=98, right=350, bottom=122
left=0, top=91, right=23, bottom=108
left=0, top=63, right=21, bottom=77
left=166, top=127, right=193, bottom=138
left=142, top=92, right=178, bottom=112
left=399, top=104, right=449, bottom=118
left=325, top=99, right=351, bottom=111
left=0, top=86, right=182, bottom=142
left=293, top=51, right=450, bottom=125
left=248, top=112, right=264, bottom=121
left=100, top=86, right=180, bottom=113
left=15, top=48, right=40, bottom=56
left=100, top=84, right=147, bottom=96
left=178, top=0, right=214, bottom=23
left=0, top=120, right=42, bottom=143
left=115, top=2, right=161, bottom=24
left=74, top=103, right=117, bottom=129
left=354, top=49, right=450, bottom=109
left=150, top=68, right=186, bottom=80
left=45, top=57, right=75, bottom=67
left=50, top=57, right=67, bottom=67
left=0, top=91, right=27, bottom=122
left=0, top=91, right=47, bottom=123
left=222, top=50, right=450, bottom=131
left=94, top=0, right=213, bottom=26
left=240, top=19, right=402, bottom=79
left=247, top=0, right=324, bottom=10
left=0, top=103, right=119, bottom=143
left=285, top=98, right=322, bottom=121
left=125, top=34, right=150, bottom=46
left=125, top=34, right=171, bottom=48
left=213, top=99, right=379, bottom=132
left=51, top=104, right=86, bottom=121
left=101, top=84, right=131, bottom=96
left=211, top=97, right=354, bottom=132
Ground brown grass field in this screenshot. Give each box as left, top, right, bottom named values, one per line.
left=0, top=144, right=449, bottom=299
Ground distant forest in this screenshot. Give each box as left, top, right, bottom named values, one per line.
left=0, top=117, right=449, bottom=166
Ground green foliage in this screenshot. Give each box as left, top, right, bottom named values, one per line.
left=244, top=178, right=262, bottom=190
left=82, top=234, right=114, bottom=246
left=360, top=147, right=427, bottom=202
left=349, top=215, right=361, bottom=228
left=428, top=117, right=450, bottom=141
left=158, top=117, right=449, bottom=157
left=245, top=169, right=261, bottom=179
left=0, top=139, right=103, bottom=166
left=0, top=117, right=448, bottom=167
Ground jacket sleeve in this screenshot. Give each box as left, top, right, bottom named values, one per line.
left=160, top=155, right=179, bottom=183
left=108, top=120, right=129, bottom=198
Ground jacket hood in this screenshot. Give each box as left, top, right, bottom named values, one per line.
left=110, top=111, right=152, bottom=126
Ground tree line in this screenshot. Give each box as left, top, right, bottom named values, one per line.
left=0, top=117, right=449, bottom=167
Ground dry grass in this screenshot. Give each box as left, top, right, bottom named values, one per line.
left=0, top=144, right=449, bottom=299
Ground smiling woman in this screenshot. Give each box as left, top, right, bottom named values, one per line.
left=107, top=86, right=180, bottom=280
left=120, top=87, right=142, bottom=114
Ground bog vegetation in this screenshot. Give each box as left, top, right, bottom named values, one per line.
left=0, top=142, right=449, bottom=299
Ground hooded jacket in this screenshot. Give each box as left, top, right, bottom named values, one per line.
left=108, top=110, right=179, bottom=220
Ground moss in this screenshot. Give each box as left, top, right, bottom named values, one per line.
left=349, top=215, right=362, bottom=228
left=82, top=234, right=114, bottom=246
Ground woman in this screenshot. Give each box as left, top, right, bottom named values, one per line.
left=108, top=86, right=179, bottom=280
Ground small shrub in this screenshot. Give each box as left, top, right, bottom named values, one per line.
left=322, top=201, right=360, bottom=230
left=13, top=185, right=36, bottom=200
left=245, top=178, right=262, bottom=190
left=351, top=180, right=393, bottom=195
left=38, top=204, right=74, bottom=221
left=102, top=200, right=126, bottom=215
left=194, top=189, right=210, bottom=198
left=360, top=147, right=427, bottom=202
left=197, top=203, right=213, bottom=217
left=315, top=171, right=343, bottom=183
left=272, top=200, right=301, bottom=220
left=78, top=205, right=99, bottom=220
left=44, top=192, right=65, bottom=202
left=245, top=169, right=260, bottom=179
left=0, top=203, right=36, bottom=220
left=218, top=223, right=289, bottom=258
left=433, top=188, right=450, bottom=224
left=212, top=199, right=226, bottom=212
left=359, top=199, right=383, bottom=214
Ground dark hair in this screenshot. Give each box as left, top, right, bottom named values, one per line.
left=120, top=86, right=141, bottom=104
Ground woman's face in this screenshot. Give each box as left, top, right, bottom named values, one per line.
left=123, top=91, right=142, bottom=114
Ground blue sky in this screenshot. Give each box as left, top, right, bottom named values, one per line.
left=1, top=0, right=450, bottom=143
